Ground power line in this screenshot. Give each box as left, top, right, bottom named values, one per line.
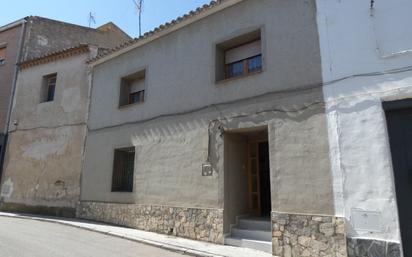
left=89, top=64, right=412, bottom=133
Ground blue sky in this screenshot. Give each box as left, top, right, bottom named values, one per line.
left=1, top=0, right=211, bottom=37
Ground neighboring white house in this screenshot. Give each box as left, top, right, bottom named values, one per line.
left=317, top=0, right=412, bottom=256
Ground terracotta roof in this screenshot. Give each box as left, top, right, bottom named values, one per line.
left=88, top=0, right=241, bottom=64
left=19, top=44, right=90, bottom=69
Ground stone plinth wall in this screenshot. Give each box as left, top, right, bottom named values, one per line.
left=272, top=212, right=347, bottom=257
left=347, top=238, right=401, bottom=257
left=76, top=202, right=224, bottom=244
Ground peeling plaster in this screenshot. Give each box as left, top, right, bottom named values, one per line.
left=1, top=126, right=86, bottom=208
left=61, top=87, right=82, bottom=113
left=21, top=127, right=70, bottom=161
left=0, top=178, right=13, bottom=198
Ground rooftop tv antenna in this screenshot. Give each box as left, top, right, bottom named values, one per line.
left=88, top=12, right=96, bottom=28
left=132, top=0, right=144, bottom=37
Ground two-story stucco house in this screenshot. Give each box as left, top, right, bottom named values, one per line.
left=0, top=17, right=130, bottom=216
left=77, top=0, right=343, bottom=255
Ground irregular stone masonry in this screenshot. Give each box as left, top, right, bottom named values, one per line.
left=76, top=202, right=224, bottom=244
left=272, top=212, right=347, bottom=257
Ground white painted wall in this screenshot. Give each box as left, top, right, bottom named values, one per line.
left=317, top=0, right=412, bottom=243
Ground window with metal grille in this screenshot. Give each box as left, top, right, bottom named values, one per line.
left=111, top=147, right=135, bottom=192
left=226, top=54, right=262, bottom=78
left=41, top=73, right=57, bottom=103
left=129, top=90, right=145, bottom=104
left=119, top=70, right=146, bottom=107
left=224, top=41, right=262, bottom=79
left=215, top=30, right=263, bottom=82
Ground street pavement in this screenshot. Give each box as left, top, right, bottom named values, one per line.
left=0, top=216, right=188, bottom=257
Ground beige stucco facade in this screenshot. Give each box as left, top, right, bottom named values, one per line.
left=81, top=88, right=333, bottom=214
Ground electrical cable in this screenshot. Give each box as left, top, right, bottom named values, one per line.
left=90, top=64, right=412, bottom=133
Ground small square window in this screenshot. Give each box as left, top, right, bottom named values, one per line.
left=112, top=147, right=135, bottom=192
left=216, top=30, right=262, bottom=82
left=41, top=74, right=57, bottom=103
left=119, top=70, right=146, bottom=107
left=0, top=47, right=6, bottom=65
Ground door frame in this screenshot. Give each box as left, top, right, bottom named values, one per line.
left=383, top=98, right=412, bottom=256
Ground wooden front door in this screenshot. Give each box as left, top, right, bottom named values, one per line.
left=248, top=141, right=260, bottom=216
left=248, top=140, right=271, bottom=217
left=386, top=107, right=412, bottom=257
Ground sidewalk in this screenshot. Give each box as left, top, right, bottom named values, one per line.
left=0, top=212, right=273, bottom=257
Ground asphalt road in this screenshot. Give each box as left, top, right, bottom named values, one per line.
left=0, top=217, right=187, bottom=257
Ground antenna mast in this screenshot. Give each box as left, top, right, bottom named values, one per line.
left=88, top=12, right=96, bottom=28
left=133, top=0, right=144, bottom=37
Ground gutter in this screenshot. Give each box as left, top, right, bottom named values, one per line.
left=5, top=19, right=26, bottom=133
left=0, top=19, right=27, bottom=183
left=0, top=19, right=25, bottom=33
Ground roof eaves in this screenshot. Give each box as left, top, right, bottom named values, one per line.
left=19, top=44, right=90, bottom=69
left=88, top=0, right=244, bottom=66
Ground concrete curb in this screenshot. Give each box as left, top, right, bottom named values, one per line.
left=0, top=212, right=225, bottom=257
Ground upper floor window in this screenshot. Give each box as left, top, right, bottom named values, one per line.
left=112, top=147, right=135, bottom=192
left=225, top=41, right=262, bottom=79
left=119, top=70, right=146, bottom=107
left=0, top=47, right=6, bottom=65
left=41, top=73, right=57, bottom=103
left=216, top=29, right=262, bottom=82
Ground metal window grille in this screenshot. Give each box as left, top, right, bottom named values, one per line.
left=112, top=147, right=135, bottom=192
left=226, top=54, right=262, bottom=79
left=129, top=90, right=145, bottom=104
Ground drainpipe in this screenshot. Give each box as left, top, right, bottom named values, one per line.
left=0, top=18, right=27, bottom=184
